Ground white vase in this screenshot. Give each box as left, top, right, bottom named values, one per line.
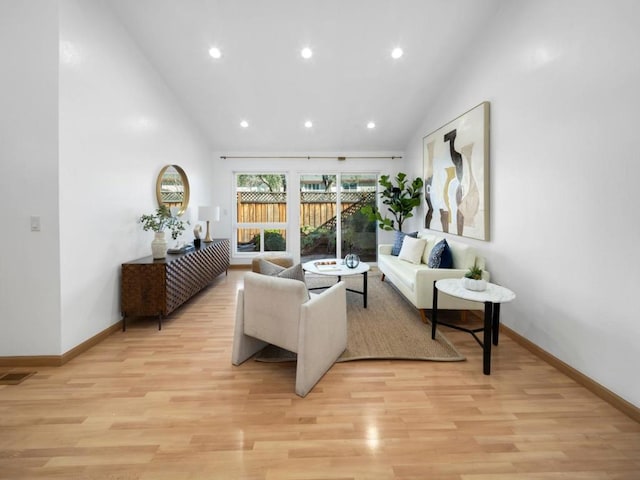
left=151, top=231, right=168, bottom=259
left=462, top=277, right=487, bottom=291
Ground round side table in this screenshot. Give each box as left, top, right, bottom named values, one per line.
left=432, top=278, right=516, bottom=375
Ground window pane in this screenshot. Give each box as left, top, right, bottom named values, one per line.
left=264, top=229, right=287, bottom=252
left=236, top=174, right=287, bottom=223
left=300, top=174, right=337, bottom=262
left=237, top=228, right=260, bottom=252
left=340, top=174, right=377, bottom=263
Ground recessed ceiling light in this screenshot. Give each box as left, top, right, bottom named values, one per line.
left=240, top=120, right=249, bottom=128
left=304, top=120, right=313, bottom=128
left=391, top=47, right=403, bottom=59
left=301, top=47, right=313, bottom=59
left=367, top=121, right=376, bottom=129
left=208, top=47, right=222, bottom=59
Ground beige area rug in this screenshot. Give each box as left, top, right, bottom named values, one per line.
left=255, top=272, right=465, bottom=363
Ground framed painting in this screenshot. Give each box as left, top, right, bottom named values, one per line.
left=423, top=101, right=490, bottom=240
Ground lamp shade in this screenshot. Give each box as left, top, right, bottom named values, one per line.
left=198, top=206, right=212, bottom=221
left=213, top=206, right=221, bottom=222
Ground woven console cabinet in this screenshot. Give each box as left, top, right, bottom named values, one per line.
left=121, top=238, right=230, bottom=330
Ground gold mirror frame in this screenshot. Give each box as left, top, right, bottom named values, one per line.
left=156, top=165, right=190, bottom=216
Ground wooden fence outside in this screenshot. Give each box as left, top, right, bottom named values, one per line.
left=236, top=191, right=374, bottom=244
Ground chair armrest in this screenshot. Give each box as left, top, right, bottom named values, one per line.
left=231, top=288, right=269, bottom=365
left=296, top=281, right=347, bottom=397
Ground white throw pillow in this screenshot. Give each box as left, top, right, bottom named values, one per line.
left=422, top=236, right=442, bottom=264
left=398, top=236, right=427, bottom=265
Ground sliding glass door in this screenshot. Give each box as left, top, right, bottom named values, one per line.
left=340, top=174, right=377, bottom=262
left=299, top=173, right=377, bottom=263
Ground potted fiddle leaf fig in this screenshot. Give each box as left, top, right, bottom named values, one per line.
left=361, top=172, right=423, bottom=232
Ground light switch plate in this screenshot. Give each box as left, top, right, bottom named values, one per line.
left=30, top=216, right=41, bottom=232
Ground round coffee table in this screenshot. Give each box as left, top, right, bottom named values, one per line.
left=432, top=278, right=516, bottom=375
left=302, top=259, right=370, bottom=308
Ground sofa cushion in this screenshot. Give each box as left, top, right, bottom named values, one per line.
left=447, top=241, right=476, bottom=270
left=391, top=231, right=418, bottom=256
left=398, top=236, right=427, bottom=265
left=421, top=235, right=439, bottom=264
left=427, top=239, right=453, bottom=268
left=378, top=254, right=419, bottom=290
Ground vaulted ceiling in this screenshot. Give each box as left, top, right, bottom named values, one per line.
left=108, top=0, right=502, bottom=153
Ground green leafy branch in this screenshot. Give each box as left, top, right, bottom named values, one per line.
left=139, top=205, right=189, bottom=240
left=361, top=173, right=424, bottom=232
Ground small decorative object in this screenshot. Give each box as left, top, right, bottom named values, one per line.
left=344, top=253, right=360, bottom=269
left=139, top=205, right=189, bottom=259
left=462, top=262, right=487, bottom=291
left=193, top=224, right=202, bottom=249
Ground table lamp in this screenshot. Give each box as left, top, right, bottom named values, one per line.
left=198, top=206, right=221, bottom=243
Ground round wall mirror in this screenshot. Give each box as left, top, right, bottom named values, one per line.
left=156, top=165, right=190, bottom=216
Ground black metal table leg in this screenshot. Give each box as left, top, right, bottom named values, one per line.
left=483, top=301, right=493, bottom=375
left=363, top=271, right=368, bottom=308
left=492, top=302, right=501, bottom=346
left=431, top=281, right=438, bottom=339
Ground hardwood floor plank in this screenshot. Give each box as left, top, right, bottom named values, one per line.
left=0, top=270, right=639, bottom=479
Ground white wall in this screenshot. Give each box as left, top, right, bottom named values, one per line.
left=0, top=1, right=62, bottom=356
left=211, top=153, right=404, bottom=264
left=58, top=0, right=213, bottom=353
left=403, top=0, right=640, bottom=406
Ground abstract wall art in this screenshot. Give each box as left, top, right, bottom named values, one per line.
left=423, top=101, right=490, bottom=241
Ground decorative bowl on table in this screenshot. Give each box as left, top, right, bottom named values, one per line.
left=461, top=277, right=487, bottom=291
left=344, top=253, right=360, bottom=269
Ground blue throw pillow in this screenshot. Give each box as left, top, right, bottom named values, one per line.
left=428, top=239, right=453, bottom=268
left=391, top=231, right=418, bottom=256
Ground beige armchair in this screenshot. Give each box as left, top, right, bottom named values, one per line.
left=232, top=271, right=347, bottom=397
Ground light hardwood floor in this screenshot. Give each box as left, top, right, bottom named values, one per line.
left=1, top=270, right=639, bottom=479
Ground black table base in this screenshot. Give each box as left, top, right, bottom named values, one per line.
left=431, top=281, right=500, bottom=375
left=308, top=271, right=368, bottom=308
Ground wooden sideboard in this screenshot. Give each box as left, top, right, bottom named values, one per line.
left=121, top=239, right=230, bottom=330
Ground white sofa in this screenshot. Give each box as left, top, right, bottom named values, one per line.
left=378, top=232, right=490, bottom=322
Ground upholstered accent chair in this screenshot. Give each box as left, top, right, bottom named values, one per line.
left=232, top=271, right=347, bottom=397
left=250, top=254, right=294, bottom=273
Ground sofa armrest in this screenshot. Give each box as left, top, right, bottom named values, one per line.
left=415, top=267, right=491, bottom=288
left=379, top=244, right=393, bottom=255
left=415, top=268, right=468, bottom=284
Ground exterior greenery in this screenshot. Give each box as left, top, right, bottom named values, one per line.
left=361, top=172, right=424, bottom=232
left=251, top=230, right=286, bottom=251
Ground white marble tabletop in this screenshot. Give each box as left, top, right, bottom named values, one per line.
left=302, top=258, right=370, bottom=276
left=435, top=278, right=516, bottom=304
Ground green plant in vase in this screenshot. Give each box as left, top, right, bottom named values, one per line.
left=462, top=262, right=486, bottom=291
left=139, top=205, right=189, bottom=240
left=464, top=263, right=484, bottom=280
left=140, top=205, right=189, bottom=259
